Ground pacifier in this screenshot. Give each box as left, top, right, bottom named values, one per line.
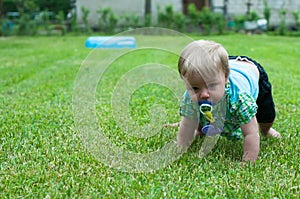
left=198, top=100, right=222, bottom=136
left=199, top=101, right=215, bottom=124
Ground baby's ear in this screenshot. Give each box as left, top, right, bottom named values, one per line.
left=224, top=76, right=229, bottom=84
left=225, top=67, right=230, bottom=79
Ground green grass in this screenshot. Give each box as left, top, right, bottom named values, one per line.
left=0, top=34, right=299, bottom=198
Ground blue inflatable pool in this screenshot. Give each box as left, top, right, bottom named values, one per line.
left=85, top=36, right=137, bottom=49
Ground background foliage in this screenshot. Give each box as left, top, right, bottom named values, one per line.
left=2, top=0, right=70, bottom=15
left=1, top=1, right=300, bottom=36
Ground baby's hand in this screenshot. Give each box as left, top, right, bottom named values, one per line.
left=194, top=129, right=205, bottom=137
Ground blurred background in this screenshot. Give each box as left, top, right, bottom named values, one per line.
left=0, top=0, right=299, bottom=36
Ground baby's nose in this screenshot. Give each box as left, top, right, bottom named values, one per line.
left=198, top=88, right=210, bottom=100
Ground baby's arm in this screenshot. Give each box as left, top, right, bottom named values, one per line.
left=177, top=117, right=198, bottom=148
left=241, top=116, right=260, bottom=163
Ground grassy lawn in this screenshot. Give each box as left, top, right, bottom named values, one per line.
left=0, top=33, right=299, bottom=198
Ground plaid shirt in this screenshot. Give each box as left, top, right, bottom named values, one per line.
left=180, top=82, right=258, bottom=140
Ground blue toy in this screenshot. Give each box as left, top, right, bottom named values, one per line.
left=85, top=36, right=137, bottom=49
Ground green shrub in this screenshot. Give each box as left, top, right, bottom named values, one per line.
left=246, top=11, right=260, bottom=21
left=292, top=11, right=300, bottom=30
left=157, top=4, right=186, bottom=31
left=81, top=6, right=92, bottom=33
left=278, top=9, right=287, bottom=35
left=17, top=13, right=38, bottom=35
left=56, top=11, right=66, bottom=35
left=157, top=4, right=174, bottom=28
left=214, top=13, right=226, bottom=35
left=97, top=7, right=118, bottom=34
left=263, top=0, right=271, bottom=30
left=233, top=15, right=246, bottom=32
left=186, top=4, right=200, bottom=24
left=186, top=5, right=226, bottom=35
left=173, top=12, right=186, bottom=31
left=120, top=14, right=141, bottom=30
left=199, top=7, right=215, bottom=35
left=144, top=13, right=152, bottom=27
left=0, top=18, right=16, bottom=36
left=185, top=3, right=201, bottom=32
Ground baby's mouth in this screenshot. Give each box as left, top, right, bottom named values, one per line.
left=198, top=100, right=213, bottom=106
left=198, top=100, right=215, bottom=124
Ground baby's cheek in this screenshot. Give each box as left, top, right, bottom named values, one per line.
left=213, top=90, right=225, bottom=103
left=190, top=95, right=197, bottom=102
left=187, top=91, right=198, bottom=102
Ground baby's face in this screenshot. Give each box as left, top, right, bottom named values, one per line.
left=185, top=71, right=227, bottom=104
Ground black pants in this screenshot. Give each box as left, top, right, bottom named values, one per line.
left=229, top=56, right=276, bottom=123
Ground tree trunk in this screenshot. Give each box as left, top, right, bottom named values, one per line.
left=145, top=0, right=151, bottom=16
left=0, top=0, right=3, bottom=17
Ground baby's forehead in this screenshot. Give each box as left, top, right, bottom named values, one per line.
left=188, top=67, right=222, bottom=78
left=185, top=71, right=223, bottom=85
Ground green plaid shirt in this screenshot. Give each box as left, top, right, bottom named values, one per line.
left=180, top=82, right=258, bottom=140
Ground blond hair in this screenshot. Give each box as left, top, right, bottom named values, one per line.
left=178, top=40, right=229, bottom=80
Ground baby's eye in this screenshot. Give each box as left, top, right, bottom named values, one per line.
left=192, top=87, right=199, bottom=91
left=208, top=83, right=217, bottom=89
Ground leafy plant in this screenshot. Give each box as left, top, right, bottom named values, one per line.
left=292, top=11, right=300, bottom=30
left=246, top=11, right=260, bottom=21
left=17, top=13, right=38, bottom=35
left=56, top=10, right=65, bottom=24
left=185, top=3, right=201, bottom=32
left=199, top=7, right=215, bottom=35
left=263, top=0, right=271, bottom=30
left=157, top=4, right=185, bottom=31
left=0, top=18, right=16, bottom=36
left=157, top=4, right=174, bottom=29
left=55, top=10, right=66, bottom=35
left=278, top=8, right=287, bottom=35
left=144, top=13, right=152, bottom=27
left=80, top=6, right=92, bottom=33
left=120, top=13, right=141, bottom=30
left=233, top=15, right=246, bottom=32
left=13, top=0, right=38, bottom=14
left=186, top=4, right=200, bottom=25
left=214, top=13, right=226, bottom=35
left=97, top=7, right=118, bottom=33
